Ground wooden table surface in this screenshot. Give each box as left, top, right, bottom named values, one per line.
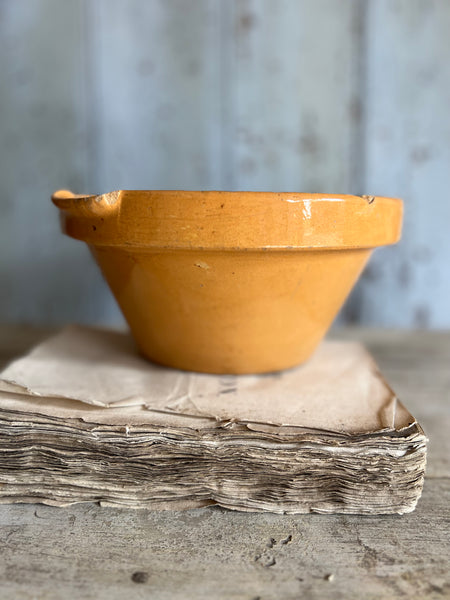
left=0, top=325, right=449, bottom=600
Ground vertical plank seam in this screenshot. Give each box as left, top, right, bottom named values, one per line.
left=82, top=0, right=101, bottom=193
left=350, top=0, right=369, bottom=195
left=219, top=0, right=234, bottom=190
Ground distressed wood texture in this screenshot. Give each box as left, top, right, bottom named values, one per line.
left=92, top=0, right=224, bottom=191
left=92, top=0, right=360, bottom=193
left=0, top=0, right=121, bottom=326
left=1, top=0, right=450, bottom=328
left=342, top=0, right=450, bottom=328
left=0, top=0, right=362, bottom=326
left=226, top=0, right=361, bottom=192
left=0, top=325, right=449, bottom=599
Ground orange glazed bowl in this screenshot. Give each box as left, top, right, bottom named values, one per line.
left=52, top=190, right=403, bottom=374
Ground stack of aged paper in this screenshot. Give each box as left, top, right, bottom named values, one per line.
left=0, top=327, right=426, bottom=514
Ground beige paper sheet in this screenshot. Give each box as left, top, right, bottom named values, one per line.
left=0, top=326, right=414, bottom=433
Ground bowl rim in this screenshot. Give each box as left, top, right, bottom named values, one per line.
left=52, top=190, right=403, bottom=250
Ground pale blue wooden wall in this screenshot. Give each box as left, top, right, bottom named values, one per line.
left=1, top=0, right=449, bottom=328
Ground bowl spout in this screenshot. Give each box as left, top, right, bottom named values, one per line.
left=52, top=189, right=121, bottom=218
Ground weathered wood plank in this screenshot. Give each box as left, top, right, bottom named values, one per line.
left=0, top=0, right=121, bottom=326
left=0, top=479, right=448, bottom=599
left=92, top=0, right=224, bottom=191
left=343, top=0, right=450, bottom=328
left=229, top=0, right=362, bottom=192
left=2, top=0, right=449, bottom=331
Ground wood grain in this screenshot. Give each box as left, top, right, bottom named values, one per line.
left=342, top=0, right=450, bottom=328
left=2, top=1, right=450, bottom=329
left=0, top=480, right=449, bottom=600
left=92, top=0, right=224, bottom=191
left=0, top=325, right=448, bottom=598
left=0, top=0, right=122, bottom=326
left=229, top=0, right=361, bottom=193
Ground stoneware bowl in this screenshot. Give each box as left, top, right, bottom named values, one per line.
left=52, top=190, right=403, bottom=374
